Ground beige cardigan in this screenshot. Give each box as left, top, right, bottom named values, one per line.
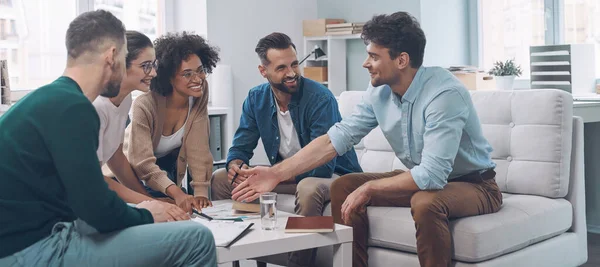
left=122, top=85, right=213, bottom=198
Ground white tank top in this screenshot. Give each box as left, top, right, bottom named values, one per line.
left=154, top=97, right=193, bottom=158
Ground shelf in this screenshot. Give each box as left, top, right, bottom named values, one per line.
left=304, top=34, right=362, bottom=41
left=208, top=106, right=231, bottom=116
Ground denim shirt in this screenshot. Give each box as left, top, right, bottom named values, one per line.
left=327, top=66, right=495, bottom=190
left=227, top=77, right=363, bottom=182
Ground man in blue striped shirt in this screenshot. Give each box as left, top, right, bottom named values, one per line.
left=232, top=12, right=503, bottom=267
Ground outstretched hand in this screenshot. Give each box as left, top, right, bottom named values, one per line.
left=231, top=166, right=281, bottom=202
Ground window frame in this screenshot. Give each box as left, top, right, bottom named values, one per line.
left=474, top=0, right=573, bottom=87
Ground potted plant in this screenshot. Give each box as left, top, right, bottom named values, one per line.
left=488, top=59, right=522, bottom=90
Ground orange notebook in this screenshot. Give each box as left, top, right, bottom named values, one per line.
left=285, top=216, right=335, bottom=233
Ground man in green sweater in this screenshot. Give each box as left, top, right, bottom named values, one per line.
left=0, top=10, right=217, bottom=267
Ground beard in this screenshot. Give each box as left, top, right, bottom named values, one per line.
left=267, top=74, right=300, bottom=94
left=101, top=62, right=123, bottom=98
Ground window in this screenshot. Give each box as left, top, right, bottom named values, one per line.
left=1, top=0, right=165, bottom=95
left=0, top=0, right=12, bottom=7
left=94, top=0, right=161, bottom=41
left=9, top=20, right=16, bottom=36
left=0, top=19, right=6, bottom=40
left=0, top=0, right=77, bottom=90
left=480, top=0, right=600, bottom=79
left=11, top=49, right=17, bottom=65
left=480, top=0, right=546, bottom=79
left=0, top=0, right=166, bottom=99
left=563, top=0, right=600, bottom=77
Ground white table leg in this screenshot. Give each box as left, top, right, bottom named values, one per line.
left=333, top=242, right=352, bottom=267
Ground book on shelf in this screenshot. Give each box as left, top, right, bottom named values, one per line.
left=325, top=30, right=362, bottom=36
left=326, top=22, right=365, bottom=29
left=327, top=26, right=363, bottom=31
left=285, top=216, right=335, bottom=233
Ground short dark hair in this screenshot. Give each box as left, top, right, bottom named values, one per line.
left=361, top=12, right=426, bottom=68
left=151, top=32, right=220, bottom=96
left=65, top=10, right=126, bottom=59
left=255, top=32, right=297, bottom=65
left=125, top=31, right=153, bottom=68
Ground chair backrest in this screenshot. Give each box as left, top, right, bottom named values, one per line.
left=337, top=89, right=573, bottom=198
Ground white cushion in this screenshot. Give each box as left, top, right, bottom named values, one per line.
left=367, top=193, right=572, bottom=262
left=471, top=90, right=573, bottom=198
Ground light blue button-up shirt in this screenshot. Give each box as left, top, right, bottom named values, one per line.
left=327, top=66, right=495, bottom=190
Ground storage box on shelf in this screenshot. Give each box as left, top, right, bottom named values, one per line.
left=302, top=19, right=345, bottom=37
left=452, top=72, right=495, bottom=91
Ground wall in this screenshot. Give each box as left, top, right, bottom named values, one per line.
left=420, top=0, right=470, bottom=67
left=317, top=0, right=471, bottom=91
left=169, top=0, right=207, bottom=36
left=205, top=0, right=318, bottom=164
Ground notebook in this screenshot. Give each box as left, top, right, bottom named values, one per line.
left=232, top=201, right=260, bottom=213
left=285, top=216, right=335, bottom=233
left=192, top=218, right=254, bottom=247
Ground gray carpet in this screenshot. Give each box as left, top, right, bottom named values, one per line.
left=582, top=232, right=600, bottom=267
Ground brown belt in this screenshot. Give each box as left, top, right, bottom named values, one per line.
left=450, top=169, right=496, bottom=184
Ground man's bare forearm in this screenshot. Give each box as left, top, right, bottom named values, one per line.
left=273, top=134, right=338, bottom=182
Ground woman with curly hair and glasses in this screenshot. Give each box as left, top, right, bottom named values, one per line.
left=123, top=31, right=220, bottom=214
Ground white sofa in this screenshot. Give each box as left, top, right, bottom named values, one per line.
left=264, top=89, right=587, bottom=267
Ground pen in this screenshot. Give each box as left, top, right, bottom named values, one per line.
left=230, top=162, right=245, bottom=186
left=192, top=208, right=213, bottom=221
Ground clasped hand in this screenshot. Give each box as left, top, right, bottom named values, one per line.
left=230, top=166, right=280, bottom=202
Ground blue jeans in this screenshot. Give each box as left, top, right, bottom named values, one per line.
left=145, top=147, right=194, bottom=197
left=0, top=220, right=217, bottom=267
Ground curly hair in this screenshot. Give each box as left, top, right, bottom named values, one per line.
left=361, top=12, right=426, bottom=68
left=151, top=32, right=220, bottom=96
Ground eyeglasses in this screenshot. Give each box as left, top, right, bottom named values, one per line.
left=139, top=59, right=158, bottom=75
left=180, top=66, right=209, bottom=81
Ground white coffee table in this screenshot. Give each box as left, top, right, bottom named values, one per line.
left=210, top=200, right=352, bottom=267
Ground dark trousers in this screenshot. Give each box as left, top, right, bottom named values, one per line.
left=144, top=147, right=194, bottom=197
left=330, top=170, right=503, bottom=267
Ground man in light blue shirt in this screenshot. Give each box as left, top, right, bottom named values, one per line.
left=231, top=12, right=503, bottom=267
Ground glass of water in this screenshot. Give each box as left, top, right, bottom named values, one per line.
left=260, top=192, right=277, bottom=230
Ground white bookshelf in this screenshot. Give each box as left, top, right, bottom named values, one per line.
left=303, top=34, right=361, bottom=96
left=208, top=106, right=233, bottom=165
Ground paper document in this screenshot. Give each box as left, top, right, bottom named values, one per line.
left=192, top=218, right=254, bottom=247
left=201, top=203, right=260, bottom=221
